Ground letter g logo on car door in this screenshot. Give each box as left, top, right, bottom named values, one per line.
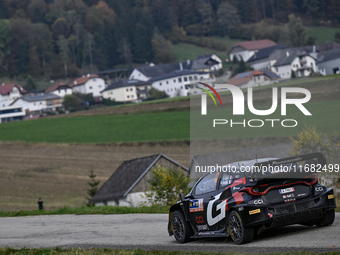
left=207, top=194, right=226, bottom=226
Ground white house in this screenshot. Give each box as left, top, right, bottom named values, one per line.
left=45, top=83, right=73, bottom=99
left=191, top=53, right=223, bottom=73
left=317, top=49, right=340, bottom=76
left=129, top=62, right=192, bottom=81
left=229, top=39, right=277, bottom=62
left=101, top=80, right=152, bottom=102
left=150, top=70, right=210, bottom=98
left=271, top=50, right=317, bottom=79
left=90, top=154, right=188, bottom=207
left=69, top=74, right=106, bottom=98
left=10, top=94, right=62, bottom=115
left=0, top=84, right=26, bottom=103
left=0, top=104, right=25, bottom=124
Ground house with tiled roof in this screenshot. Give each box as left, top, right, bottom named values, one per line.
left=0, top=84, right=26, bottom=103
left=229, top=39, right=277, bottom=62
left=101, top=79, right=152, bottom=102
left=90, top=154, right=188, bottom=207
left=69, top=74, right=106, bottom=98
left=45, top=83, right=72, bottom=98
left=227, top=70, right=280, bottom=88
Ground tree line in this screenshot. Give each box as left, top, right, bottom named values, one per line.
left=0, top=0, right=339, bottom=79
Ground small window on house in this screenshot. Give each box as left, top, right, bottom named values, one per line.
left=127, top=95, right=130, bottom=98
left=181, top=86, right=183, bottom=89
left=194, top=76, right=198, bottom=80
left=166, top=81, right=169, bottom=84
left=131, top=95, right=134, bottom=98
left=89, top=86, right=92, bottom=89
left=159, top=82, right=162, bottom=85
left=189, top=76, right=192, bottom=81
left=93, top=78, right=96, bottom=82
left=178, top=78, right=182, bottom=82
left=126, top=89, right=128, bottom=91
left=145, top=86, right=147, bottom=89
left=173, top=79, right=176, bottom=83
left=130, top=88, right=133, bottom=91
left=184, top=77, right=188, bottom=82
left=99, top=85, right=102, bottom=88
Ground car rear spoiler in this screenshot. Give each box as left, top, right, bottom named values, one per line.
left=248, top=152, right=327, bottom=179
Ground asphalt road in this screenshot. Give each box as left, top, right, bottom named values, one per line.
left=0, top=213, right=339, bottom=253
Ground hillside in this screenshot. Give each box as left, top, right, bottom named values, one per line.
left=1, top=0, right=340, bottom=85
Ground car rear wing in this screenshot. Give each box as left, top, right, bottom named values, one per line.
left=248, top=152, right=327, bottom=180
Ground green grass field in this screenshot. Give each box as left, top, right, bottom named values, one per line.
left=173, top=43, right=229, bottom=62
left=0, top=111, right=190, bottom=143
left=0, top=99, right=338, bottom=144
left=306, top=26, right=339, bottom=45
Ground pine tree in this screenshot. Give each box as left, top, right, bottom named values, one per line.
left=86, top=169, right=100, bottom=207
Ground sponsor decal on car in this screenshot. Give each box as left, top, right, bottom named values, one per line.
left=196, top=216, right=204, bottom=223
left=189, top=198, right=204, bottom=212
left=249, top=209, right=261, bottom=215
left=279, top=187, right=295, bottom=194
left=196, top=224, right=209, bottom=231
left=328, top=194, right=334, bottom=199
left=284, top=198, right=296, bottom=203
left=297, top=193, right=307, bottom=197
left=282, top=193, right=295, bottom=199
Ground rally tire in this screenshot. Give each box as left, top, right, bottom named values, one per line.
left=171, top=210, right=193, bottom=243
left=228, top=210, right=254, bottom=245
left=316, top=209, right=335, bottom=227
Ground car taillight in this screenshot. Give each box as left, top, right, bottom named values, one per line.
left=241, top=176, right=318, bottom=195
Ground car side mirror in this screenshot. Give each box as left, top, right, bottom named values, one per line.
left=179, top=193, right=185, bottom=202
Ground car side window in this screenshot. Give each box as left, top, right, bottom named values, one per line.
left=194, top=173, right=218, bottom=195
left=219, top=173, right=233, bottom=188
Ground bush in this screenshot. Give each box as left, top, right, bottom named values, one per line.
left=145, top=165, right=191, bottom=206
left=147, top=88, right=169, bottom=100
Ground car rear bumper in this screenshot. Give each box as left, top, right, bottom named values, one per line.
left=239, top=189, right=336, bottom=228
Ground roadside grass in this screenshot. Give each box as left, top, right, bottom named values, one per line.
left=1, top=248, right=340, bottom=255
left=0, top=205, right=169, bottom=217
left=173, top=43, right=229, bottom=62
left=306, top=26, right=339, bottom=45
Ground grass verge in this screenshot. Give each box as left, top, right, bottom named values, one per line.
left=1, top=248, right=340, bottom=255
left=0, top=205, right=169, bottom=217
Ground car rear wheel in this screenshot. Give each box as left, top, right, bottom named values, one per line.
left=171, top=210, right=193, bottom=243
left=228, top=210, right=254, bottom=245
left=316, top=209, right=335, bottom=227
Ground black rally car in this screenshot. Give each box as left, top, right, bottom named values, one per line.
left=168, top=152, right=337, bottom=244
